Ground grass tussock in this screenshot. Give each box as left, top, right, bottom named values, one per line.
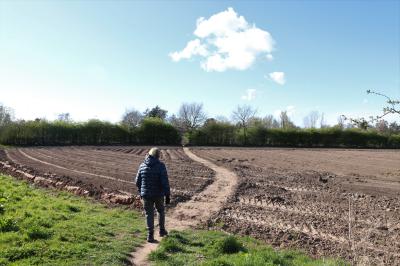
left=150, top=230, right=348, bottom=266
left=0, top=174, right=146, bottom=265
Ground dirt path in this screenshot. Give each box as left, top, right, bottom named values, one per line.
left=130, top=147, right=238, bottom=266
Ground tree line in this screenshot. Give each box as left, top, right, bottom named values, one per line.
left=0, top=101, right=399, bottom=148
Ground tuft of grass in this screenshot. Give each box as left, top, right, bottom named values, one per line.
left=212, top=235, right=245, bottom=255
left=0, top=218, right=19, bottom=232
left=0, top=174, right=146, bottom=265
left=150, top=230, right=348, bottom=266
left=67, top=205, right=81, bottom=213
left=26, top=225, right=53, bottom=240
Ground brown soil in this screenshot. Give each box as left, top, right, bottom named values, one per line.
left=191, top=147, right=400, bottom=265
left=3, top=146, right=214, bottom=206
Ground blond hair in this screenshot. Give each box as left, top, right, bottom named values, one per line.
left=148, top=147, right=160, bottom=158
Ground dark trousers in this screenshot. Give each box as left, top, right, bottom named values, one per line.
left=143, top=197, right=165, bottom=232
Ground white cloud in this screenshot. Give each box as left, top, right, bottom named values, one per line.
left=169, top=39, right=208, bottom=62
left=268, top=71, right=286, bottom=85
left=241, top=89, right=257, bottom=101
left=266, top=53, right=274, bottom=61
left=170, top=7, right=275, bottom=72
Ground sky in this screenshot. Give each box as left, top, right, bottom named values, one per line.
left=0, top=0, right=399, bottom=126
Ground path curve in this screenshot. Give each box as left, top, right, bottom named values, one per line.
left=130, top=147, right=238, bottom=266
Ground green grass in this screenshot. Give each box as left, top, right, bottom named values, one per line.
left=0, top=174, right=146, bottom=266
left=150, top=230, right=348, bottom=266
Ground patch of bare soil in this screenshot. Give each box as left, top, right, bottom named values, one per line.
left=192, top=147, right=400, bottom=265
left=3, top=146, right=214, bottom=207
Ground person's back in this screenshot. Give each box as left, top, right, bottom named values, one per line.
left=137, top=155, right=169, bottom=198
left=135, top=147, right=170, bottom=242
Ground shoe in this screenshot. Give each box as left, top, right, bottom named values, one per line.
left=159, top=229, right=168, bottom=237
left=147, top=231, right=155, bottom=243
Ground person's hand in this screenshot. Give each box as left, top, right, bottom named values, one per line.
left=165, top=195, right=171, bottom=205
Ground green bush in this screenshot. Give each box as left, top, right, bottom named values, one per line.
left=0, top=118, right=181, bottom=146
left=27, top=225, right=53, bottom=240
left=213, top=236, right=245, bottom=255
left=0, top=218, right=19, bottom=232
left=136, top=118, right=181, bottom=145
left=187, top=125, right=399, bottom=148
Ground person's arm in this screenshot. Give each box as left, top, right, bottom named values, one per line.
left=159, top=163, right=170, bottom=197
left=135, top=166, right=142, bottom=195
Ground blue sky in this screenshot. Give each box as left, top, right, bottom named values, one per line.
left=0, top=0, right=399, bottom=126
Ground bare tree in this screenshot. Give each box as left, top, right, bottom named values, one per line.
left=336, top=115, right=345, bottom=129
left=57, top=113, right=71, bottom=122
left=121, top=108, right=143, bottom=128
left=280, top=111, right=295, bottom=129
left=232, top=105, right=257, bottom=144
left=375, top=120, right=389, bottom=133
left=303, top=111, right=320, bottom=128
left=320, top=112, right=327, bottom=128
left=178, top=102, right=207, bottom=131
left=168, top=114, right=185, bottom=132
left=0, top=104, right=13, bottom=128
left=263, top=114, right=280, bottom=128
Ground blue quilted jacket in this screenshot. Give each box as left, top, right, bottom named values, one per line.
left=135, top=155, right=170, bottom=198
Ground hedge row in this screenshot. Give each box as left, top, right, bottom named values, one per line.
left=186, top=124, right=400, bottom=148
left=1, top=118, right=399, bottom=148
left=0, top=118, right=181, bottom=146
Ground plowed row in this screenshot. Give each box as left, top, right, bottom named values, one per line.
left=5, top=146, right=214, bottom=205
left=191, top=147, right=400, bottom=265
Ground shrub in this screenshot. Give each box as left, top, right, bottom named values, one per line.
left=213, top=236, right=245, bottom=255
left=0, top=218, right=19, bottom=232
left=0, top=118, right=181, bottom=146
left=27, top=225, right=53, bottom=240
left=162, top=237, right=184, bottom=253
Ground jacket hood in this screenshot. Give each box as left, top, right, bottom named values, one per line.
left=144, top=155, right=159, bottom=166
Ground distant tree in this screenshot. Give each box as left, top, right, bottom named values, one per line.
left=303, top=111, right=319, bottom=128
left=336, top=115, right=345, bottom=129
left=320, top=112, right=327, bottom=128
left=144, top=105, right=168, bottom=120
left=389, top=122, right=400, bottom=134
left=263, top=114, right=280, bottom=128
left=178, top=102, right=207, bottom=131
left=57, top=113, right=71, bottom=122
left=375, top=119, right=389, bottom=133
left=204, top=118, right=217, bottom=126
left=0, top=104, right=13, bottom=128
left=167, top=114, right=185, bottom=132
left=248, top=117, right=264, bottom=128
left=232, top=105, right=257, bottom=144
left=279, top=111, right=295, bottom=129
left=121, top=108, right=143, bottom=129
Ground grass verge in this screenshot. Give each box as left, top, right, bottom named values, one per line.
left=0, top=174, right=145, bottom=265
left=150, top=230, right=348, bottom=266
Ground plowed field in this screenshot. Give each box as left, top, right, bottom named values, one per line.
left=3, top=146, right=214, bottom=205
left=191, top=148, right=400, bottom=265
